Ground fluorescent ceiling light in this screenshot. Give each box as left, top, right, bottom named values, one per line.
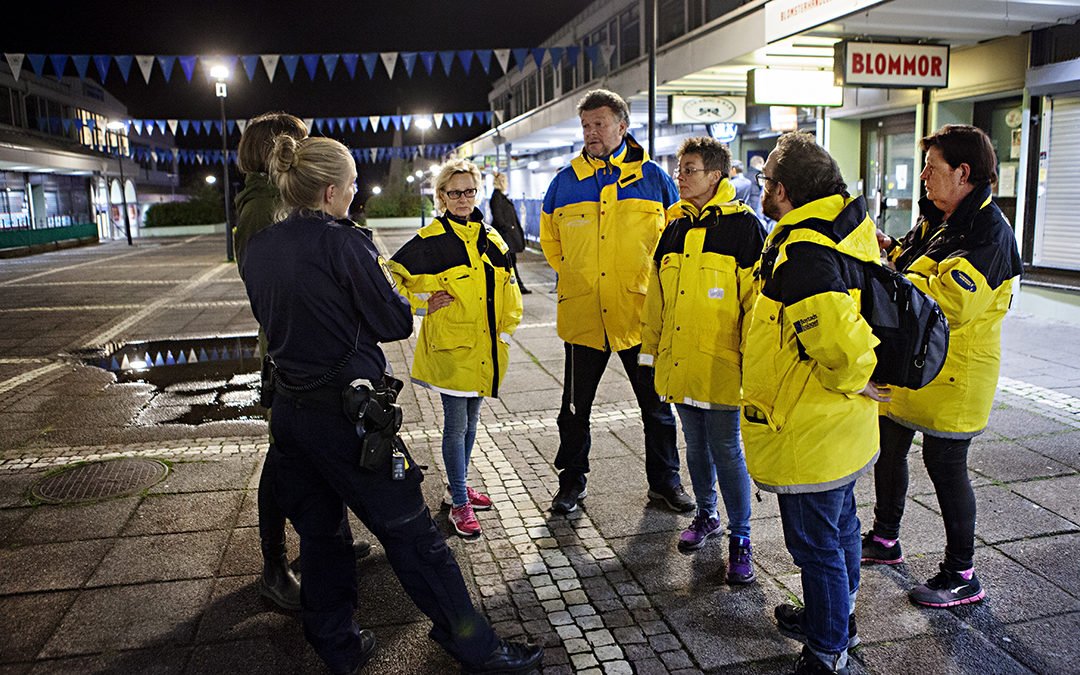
left=748, top=69, right=843, bottom=107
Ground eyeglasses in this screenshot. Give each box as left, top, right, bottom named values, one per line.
left=673, top=167, right=710, bottom=179
left=755, top=173, right=777, bottom=187
left=442, top=188, right=477, bottom=200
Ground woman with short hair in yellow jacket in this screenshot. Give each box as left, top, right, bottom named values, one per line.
left=640, top=137, right=765, bottom=583
left=864, top=125, right=1022, bottom=609
left=387, top=160, right=523, bottom=540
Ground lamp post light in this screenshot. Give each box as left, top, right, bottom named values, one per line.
left=414, top=118, right=433, bottom=228
left=210, top=64, right=234, bottom=262
left=105, top=120, right=133, bottom=246
left=372, top=185, right=382, bottom=195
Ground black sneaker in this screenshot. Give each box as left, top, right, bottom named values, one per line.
left=775, top=604, right=860, bottom=650
left=909, top=564, right=986, bottom=607
left=551, top=485, right=587, bottom=514
left=647, top=484, right=696, bottom=513
left=861, top=531, right=903, bottom=565
left=793, top=645, right=849, bottom=674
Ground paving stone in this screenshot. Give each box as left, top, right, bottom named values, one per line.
left=602, top=659, right=634, bottom=674
left=88, top=530, right=228, bottom=585
left=8, top=498, right=138, bottom=544
left=996, top=532, right=1080, bottom=598
left=857, top=629, right=1031, bottom=674
left=123, top=490, right=244, bottom=535
left=0, top=539, right=112, bottom=594
left=992, top=611, right=1080, bottom=673
left=563, top=638, right=591, bottom=655
left=0, top=590, right=76, bottom=662
left=585, top=628, right=615, bottom=647
left=659, top=650, right=694, bottom=670
left=570, top=653, right=599, bottom=670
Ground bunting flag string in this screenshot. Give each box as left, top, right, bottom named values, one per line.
left=120, top=142, right=459, bottom=167
left=2, top=46, right=607, bottom=84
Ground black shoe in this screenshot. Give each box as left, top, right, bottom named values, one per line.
left=861, top=531, right=903, bottom=565
left=775, top=604, right=860, bottom=650
left=520, top=288, right=533, bottom=295
left=647, top=484, right=695, bottom=513
left=345, top=630, right=377, bottom=674
left=261, top=553, right=301, bottom=611
left=909, top=564, right=986, bottom=607
left=355, top=539, right=372, bottom=560
left=468, top=640, right=543, bottom=673
left=551, top=485, right=587, bottom=514
left=793, top=645, right=849, bottom=674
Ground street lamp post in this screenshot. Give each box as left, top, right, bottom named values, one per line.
left=211, top=65, right=234, bottom=262
left=414, top=118, right=432, bottom=227
left=106, top=121, right=133, bottom=246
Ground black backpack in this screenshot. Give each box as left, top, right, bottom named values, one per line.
left=848, top=254, right=950, bottom=389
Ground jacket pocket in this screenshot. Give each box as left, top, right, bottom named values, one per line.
left=741, top=302, right=813, bottom=432
left=696, top=261, right=740, bottom=358
left=425, top=319, right=474, bottom=351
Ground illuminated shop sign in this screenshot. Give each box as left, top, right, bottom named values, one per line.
left=835, top=41, right=950, bottom=88
left=765, top=0, right=886, bottom=43
left=748, top=69, right=844, bottom=107
left=669, top=95, right=746, bottom=125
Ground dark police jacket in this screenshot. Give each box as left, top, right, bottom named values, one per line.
left=241, top=210, right=413, bottom=389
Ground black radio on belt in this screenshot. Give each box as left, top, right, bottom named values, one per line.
left=343, top=377, right=407, bottom=475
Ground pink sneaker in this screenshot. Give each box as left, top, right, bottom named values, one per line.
left=449, top=503, right=482, bottom=539
left=443, top=486, right=494, bottom=511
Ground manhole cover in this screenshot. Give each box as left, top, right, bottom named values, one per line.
left=30, top=458, right=170, bottom=504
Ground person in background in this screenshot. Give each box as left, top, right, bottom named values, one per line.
left=540, top=88, right=693, bottom=515
left=742, top=132, right=889, bottom=675
left=864, top=124, right=1022, bottom=608
left=388, top=160, right=523, bottom=541
left=728, top=160, right=753, bottom=204
left=748, top=154, right=769, bottom=225
left=235, top=112, right=374, bottom=612
left=640, top=137, right=765, bottom=583
left=489, top=172, right=532, bottom=294
left=241, top=135, right=541, bottom=674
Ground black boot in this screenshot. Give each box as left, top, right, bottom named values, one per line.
left=261, top=551, right=301, bottom=611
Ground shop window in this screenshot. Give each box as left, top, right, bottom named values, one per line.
left=659, top=0, right=685, bottom=46
left=561, top=49, right=578, bottom=94
left=0, top=86, right=14, bottom=127
left=543, top=63, right=555, bottom=103
left=688, top=0, right=705, bottom=30
left=620, top=7, right=641, bottom=66
left=706, top=0, right=745, bottom=21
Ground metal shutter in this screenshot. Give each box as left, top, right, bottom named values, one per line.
left=1035, top=95, right=1080, bottom=270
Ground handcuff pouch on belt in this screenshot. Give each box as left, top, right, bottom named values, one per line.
left=342, top=376, right=408, bottom=474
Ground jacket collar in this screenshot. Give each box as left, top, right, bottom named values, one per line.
left=570, top=133, right=648, bottom=184
left=672, top=178, right=737, bottom=221
left=918, top=182, right=994, bottom=233
left=437, top=208, right=485, bottom=240
left=771, top=194, right=879, bottom=264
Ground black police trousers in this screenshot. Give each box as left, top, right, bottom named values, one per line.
left=268, top=393, right=499, bottom=674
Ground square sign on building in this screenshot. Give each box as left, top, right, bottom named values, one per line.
left=835, top=42, right=950, bottom=89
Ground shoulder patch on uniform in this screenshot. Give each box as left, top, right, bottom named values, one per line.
left=377, top=256, right=396, bottom=289
left=793, top=314, right=818, bottom=333
left=951, top=269, right=977, bottom=292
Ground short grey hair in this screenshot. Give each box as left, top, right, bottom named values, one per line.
left=576, top=89, right=630, bottom=124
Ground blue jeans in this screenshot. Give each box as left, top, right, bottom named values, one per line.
left=777, top=482, right=860, bottom=669
left=675, top=405, right=751, bottom=538
left=441, top=394, right=483, bottom=507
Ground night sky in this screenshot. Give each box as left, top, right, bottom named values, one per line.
left=6, top=1, right=589, bottom=186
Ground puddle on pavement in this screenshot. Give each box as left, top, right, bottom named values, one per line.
left=82, top=334, right=264, bottom=426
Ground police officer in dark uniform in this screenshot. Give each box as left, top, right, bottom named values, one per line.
left=241, top=134, right=542, bottom=674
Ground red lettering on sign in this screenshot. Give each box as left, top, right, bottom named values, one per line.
left=888, top=55, right=901, bottom=74
left=904, top=55, right=916, bottom=75
left=875, top=53, right=886, bottom=74
left=852, top=53, right=864, bottom=73
left=931, top=56, right=942, bottom=77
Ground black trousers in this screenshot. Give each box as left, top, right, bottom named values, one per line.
left=872, top=416, right=977, bottom=571
left=508, top=252, right=529, bottom=292
left=269, top=395, right=498, bottom=674
left=256, top=448, right=287, bottom=559
left=554, top=342, right=680, bottom=492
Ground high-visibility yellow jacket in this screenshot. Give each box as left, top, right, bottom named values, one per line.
left=540, top=134, right=680, bottom=351
left=387, top=209, right=523, bottom=397
left=741, top=195, right=881, bottom=493
left=639, top=179, right=766, bottom=409
left=882, top=185, right=1022, bottom=437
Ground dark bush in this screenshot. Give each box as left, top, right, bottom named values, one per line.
left=144, top=187, right=225, bottom=227
left=364, top=189, right=432, bottom=218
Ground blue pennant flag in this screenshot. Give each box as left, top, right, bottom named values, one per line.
left=341, top=53, right=359, bottom=79
left=348, top=118, right=358, bottom=132
left=566, top=45, right=580, bottom=66
left=93, top=55, right=111, bottom=82
left=400, top=52, right=418, bottom=78
left=531, top=48, right=546, bottom=70
left=438, top=51, right=455, bottom=76
left=179, top=56, right=197, bottom=82
left=549, top=47, right=564, bottom=67
left=389, top=115, right=401, bottom=130
left=27, top=54, right=47, bottom=77
left=465, top=111, right=475, bottom=126
left=360, top=53, right=379, bottom=79
left=302, top=54, right=320, bottom=81
left=419, top=52, right=436, bottom=76
left=240, top=55, right=260, bottom=81
left=511, top=48, right=529, bottom=72
left=226, top=120, right=236, bottom=136
left=313, top=119, right=324, bottom=134
left=457, top=50, right=473, bottom=75
left=474, top=49, right=492, bottom=75
left=281, top=55, right=301, bottom=82
left=322, top=54, right=340, bottom=80
left=71, top=55, right=91, bottom=80
left=584, top=45, right=601, bottom=67
left=114, top=55, right=134, bottom=82
left=179, top=120, right=191, bottom=136
left=49, top=54, right=69, bottom=78
left=157, top=55, right=177, bottom=82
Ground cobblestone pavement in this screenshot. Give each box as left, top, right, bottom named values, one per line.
left=1, top=234, right=1078, bottom=674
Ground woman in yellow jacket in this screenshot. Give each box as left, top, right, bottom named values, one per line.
left=863, top=125, right=1022, bottom=608
left=387, top=160, right=523, bottom=540
left=640, top=137, right=765, bottom=583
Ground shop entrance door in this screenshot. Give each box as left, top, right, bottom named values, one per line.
left=863, top=114, right=916, bottom=239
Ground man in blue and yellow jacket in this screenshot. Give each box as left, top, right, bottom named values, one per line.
left=743, top=133, right=889, bottom=675
left=540, top=89, right=692, bottom=515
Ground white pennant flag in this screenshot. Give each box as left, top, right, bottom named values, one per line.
left=136, top=55, right=156, bottom=83
left=261, top=54, right=280, bottom=82
left=369, top=116, right=381, bottom=131
left=493, top=49, right=510, bottom=74
left=237, top=119, right=247, bottom=135
left=433, top=113, right=445, bottom=129
left=167, top=119, right=179, bottom=136
left=4, top=53, right=25, bottom=81
left=600, top=44, right=616, bottom=66
left=380, top=52, right=398, bottom=78
left=303, top=118, right=315, bottom=131
left=369, top=148, right=377, bottom=162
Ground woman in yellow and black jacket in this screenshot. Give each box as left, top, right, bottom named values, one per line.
left=387, top=160, right=523, bottom=541
left=863, top=125, right=1022, bottom=609
left=639, top=137, right=764, bottom=583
